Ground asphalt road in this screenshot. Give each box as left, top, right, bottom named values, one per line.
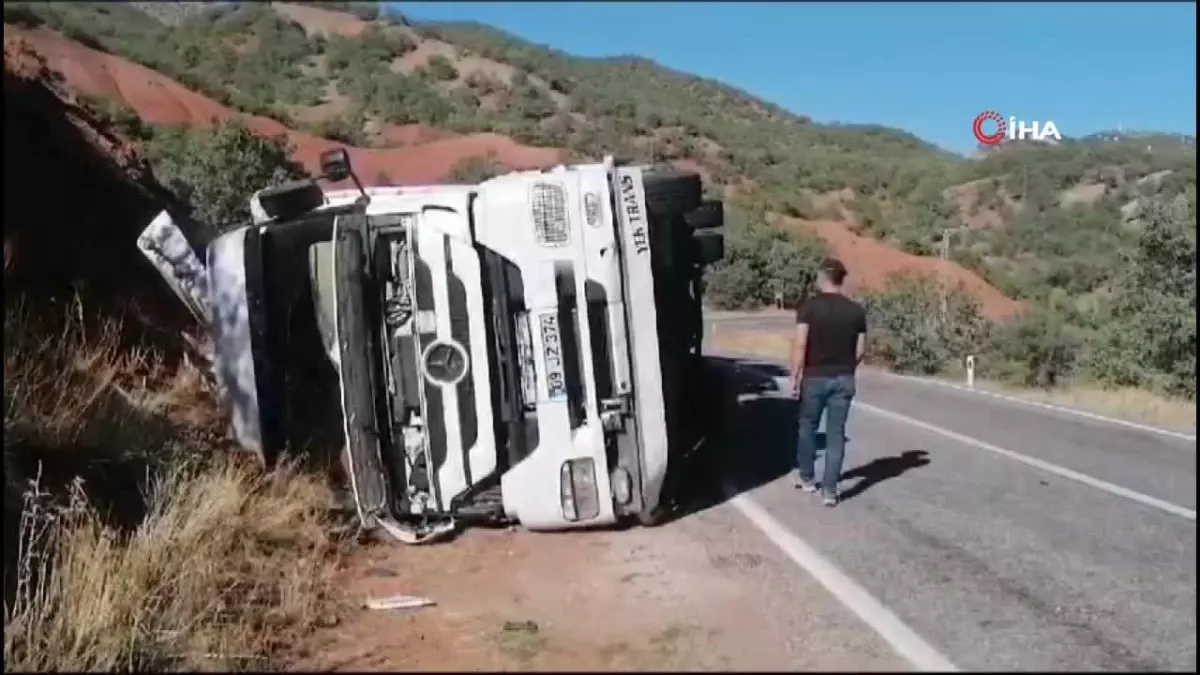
left=686, top=314, right=1196, bottom=672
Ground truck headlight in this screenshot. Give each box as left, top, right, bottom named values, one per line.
left=560, top=458, right=599, bottom=522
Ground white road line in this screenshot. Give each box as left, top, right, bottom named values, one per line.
left=856, top=401, right=1197, bottom=521
left=725, top=487, right=959, bottom=673
left=880, top=373, right=1197, bottom=443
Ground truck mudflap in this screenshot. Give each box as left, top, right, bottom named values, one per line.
left=611, top=165, right=671, bottom=521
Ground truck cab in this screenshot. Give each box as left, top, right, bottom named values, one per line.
left=138, top=150, right=724, bottom=542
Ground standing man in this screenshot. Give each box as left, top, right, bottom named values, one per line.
left=787, top=258, right=867, bottom=507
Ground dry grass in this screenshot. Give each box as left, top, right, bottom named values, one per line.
left=709, top=327, right=1196, bottom=433
left=5, top=458, right=342, bottom=672
left=709, top=330, right=792, bottom=363
left=3, top=297, right=222, bottom=452
left=961, top=378, right=1196, bottom=433
left=3, top=299, right=346, bottom=672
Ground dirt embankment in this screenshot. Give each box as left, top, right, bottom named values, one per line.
left=4, top=25, right=565, bottom=187
left=2, top=34, right=189, bottom=324
left=774, top=215, right=1021, bottom=320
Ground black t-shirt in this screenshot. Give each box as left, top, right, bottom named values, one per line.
left=794, top=292, right=867, bottom=377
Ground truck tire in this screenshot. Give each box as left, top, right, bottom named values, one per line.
left=684, top=199, right=724, bottom=230
left=642, top=169, right=703, bottom=216
left=637, top=502, right=669, bottom=527
left=694, top=230, right=725, bottom=266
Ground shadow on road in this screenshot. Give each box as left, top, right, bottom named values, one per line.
left=838, top=449, right=930, bottom=502
left=656, top=355, right=932, bottom=525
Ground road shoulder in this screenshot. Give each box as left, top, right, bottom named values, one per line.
left=291, top=504, right=906, bottom=671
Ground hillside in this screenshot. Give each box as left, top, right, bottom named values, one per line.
left=3, top=1, right=1195, bottom=322
left=0, top=1, right=1007, bottom=312
left=0, top=22, right=564, bottom=188
left=2, top=33, right=189, bottom=322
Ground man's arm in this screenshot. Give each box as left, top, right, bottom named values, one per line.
left=789, top=301, right=810, bottom=385
left=854, top=308, right=868, bottom=364
left=790, top=322, right=809, bottom=377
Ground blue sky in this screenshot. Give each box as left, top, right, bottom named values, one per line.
left=394, top=1, right=1197, bottom=154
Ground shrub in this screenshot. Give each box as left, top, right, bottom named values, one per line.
left=423, top=54, right=459, bottom=82
left=446, top=154, right=506, bottom=183
left=2, top=4, right=45, bottom=28
left=704, top=212, right=828, bottom=310
left=860, top=273, right=989, bottom=375
left=1085, top=190, right=1197, bottom=399
left=312, top=116, right=365, bottom=146
left=141, top=122, right=309, bottom=230
left=76, top=94, right=154, bottom=143
left=983, top=304, right=1082, bottom=388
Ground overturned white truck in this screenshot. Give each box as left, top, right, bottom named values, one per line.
left=139, top=150, right=725, bottom=542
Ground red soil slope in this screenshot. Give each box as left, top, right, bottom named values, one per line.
left=4, top=25, right=565, bottom=186
left=775, top=216, right=1021, bottom=320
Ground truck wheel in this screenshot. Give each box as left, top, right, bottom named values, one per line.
left=684, top=199, right=724, bottom=230
left=642, top=169, right=702, bottom=216
left=700, top=361, right=731, bottom=441
left=637, top=503, right=669, bottom=527
left=694, top=230, right=725, bottom=266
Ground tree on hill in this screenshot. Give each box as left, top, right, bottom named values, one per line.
left=446, top=154, right=505, bottom=183
left=1085, top=189, right=1197, bottom=399
left=859, top=273, right=989, bottom=375
left=421, top=54, right=459, bottom=82
left=703, top=210, right=828, bottom=310
left=141, top=121, right=309, bottom=229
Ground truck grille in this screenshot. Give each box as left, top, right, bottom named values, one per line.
left=531, top=182, right=570, bottom=247
left=409, top=237, right=485, bottom=505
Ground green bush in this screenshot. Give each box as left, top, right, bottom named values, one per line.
left=76, top=94, right=154, bottom=143
left=311, top=116, right=366, bottom=146
left=422, top=54, right=460, bottom=82
left=860, top=273, right=989, bottom=375
left=464, top=72, right=504, bottom=96
left=141, top=121, right=309, bottom=230
left=446, top=154, right=505, bottom=183
left=3, top=4, right=45, bottom=28
left=704, top=211, right=828, bottom=310
left=983, top=304, right=1082, bottom=388
left=1084, top=189, right=1197, bottom=399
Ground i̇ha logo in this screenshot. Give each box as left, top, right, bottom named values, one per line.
left=973, top=111, right=1062, bottom=146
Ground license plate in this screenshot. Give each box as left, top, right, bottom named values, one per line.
left=539, top=312, right=567, bottom=401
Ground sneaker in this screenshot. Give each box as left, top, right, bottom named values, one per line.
left=793, top=474, right=818, bottom=493
left=822, top=493, right=839, bottom=507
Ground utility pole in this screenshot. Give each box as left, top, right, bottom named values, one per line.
left=939, top=231, right=950, bottom=324
left=939, top=226, right=969, bottom=325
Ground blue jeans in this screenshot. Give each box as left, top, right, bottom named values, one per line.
left=796, top=374, right=857, bottom=496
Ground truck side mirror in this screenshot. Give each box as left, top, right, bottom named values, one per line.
left=320, top=148, right=352, bottom=182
